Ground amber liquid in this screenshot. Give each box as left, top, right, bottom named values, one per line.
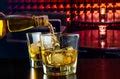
left=41, top=47, right=77, bottom=75
left=28, top=15, right=77, bottom=75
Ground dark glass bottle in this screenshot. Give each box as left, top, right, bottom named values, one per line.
left=6, top=14, right=49, bottom=32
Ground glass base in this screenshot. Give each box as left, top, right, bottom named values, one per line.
left=43, top=73, right=77, bottom=79
left=43, top=63, right=77, bottom=76
left=30, top=59, right=42, bottom=68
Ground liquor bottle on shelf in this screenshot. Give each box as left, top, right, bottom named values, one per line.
left=115, top=3, right=120, bottom=8
left=66, top=11, right=71, bottom=23
left=107, top=3, right=113, bottom=8
left=115, top=10, right=120, bottom=21
left=93, top=3, right=99, bottom=9
left=100, top=3, right=106, bottom=21
left=72, top=4, right=78, bottom=11
left=65, top=4, right=70, bottom=10
left=51, top=4, right=57, bottom=12
left=65, top=4, right=70, bottom=15
left=65, top=3, right=70, bottom=20
left=44, top=0, right=51, bottom=12
left=58, top=4, right=64, bottom=13
left=79, top=11, right=85, bottom=22
left=71, top=4, right=78, bottom=21
left=66, top=11, right=71, bottom=16
left=79, top=4, right=84, bottom=9
left=107, top=10, right=113, bottom=22
left=72, top=11, right=78, bottom=21
left=86, top=4, right=91, bottom=9
left=50, top=0, right=57, bottom=12
left=86, top=11, right=92, bottom=22
left=93, top=10, right=99, bottom=22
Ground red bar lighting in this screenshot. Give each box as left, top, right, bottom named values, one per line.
left=59, top=4, right=64, bottom=9
left=52, top=4, right=57, bottom=9
left=38, top=4, right=44, bottom=10
left=66, top=4, right=70, bottom=9
left=45, top=5, right=51, bottom=9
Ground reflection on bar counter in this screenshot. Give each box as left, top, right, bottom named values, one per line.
left=29, top=68, right=77, bottom=79
left=43, top=74, right=77, bottom=79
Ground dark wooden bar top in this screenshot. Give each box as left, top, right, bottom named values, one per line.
left=0, top=58, right=120, bottom=79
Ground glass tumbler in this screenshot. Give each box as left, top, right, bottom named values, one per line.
left=40, top=33, right=79, bottom=75
left=26, top=32, right=42, bottom=68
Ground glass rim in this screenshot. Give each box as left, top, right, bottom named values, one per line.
left=26, top=32, right=79, bottom=39
left=26, top=32, right=41, bottom=35
left=41, top=32, right=79, bottom=37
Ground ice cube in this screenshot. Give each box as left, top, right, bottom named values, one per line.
left=51, top=53, right=64, bottom=66
left=64, top=56, right=72, bottom=65
left=65, top=47, right=74, bottom=56
left=66, top=46, right=74, bottom=50
left=30, top=43, right=40, bottom=55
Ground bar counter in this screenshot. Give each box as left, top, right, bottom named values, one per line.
left=0, top=58, right=120, bottom=79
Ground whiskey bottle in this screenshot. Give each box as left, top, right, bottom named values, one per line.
left=6, top=14, right=50, bottom=32
left=0, top=12, right=52, bottom=39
